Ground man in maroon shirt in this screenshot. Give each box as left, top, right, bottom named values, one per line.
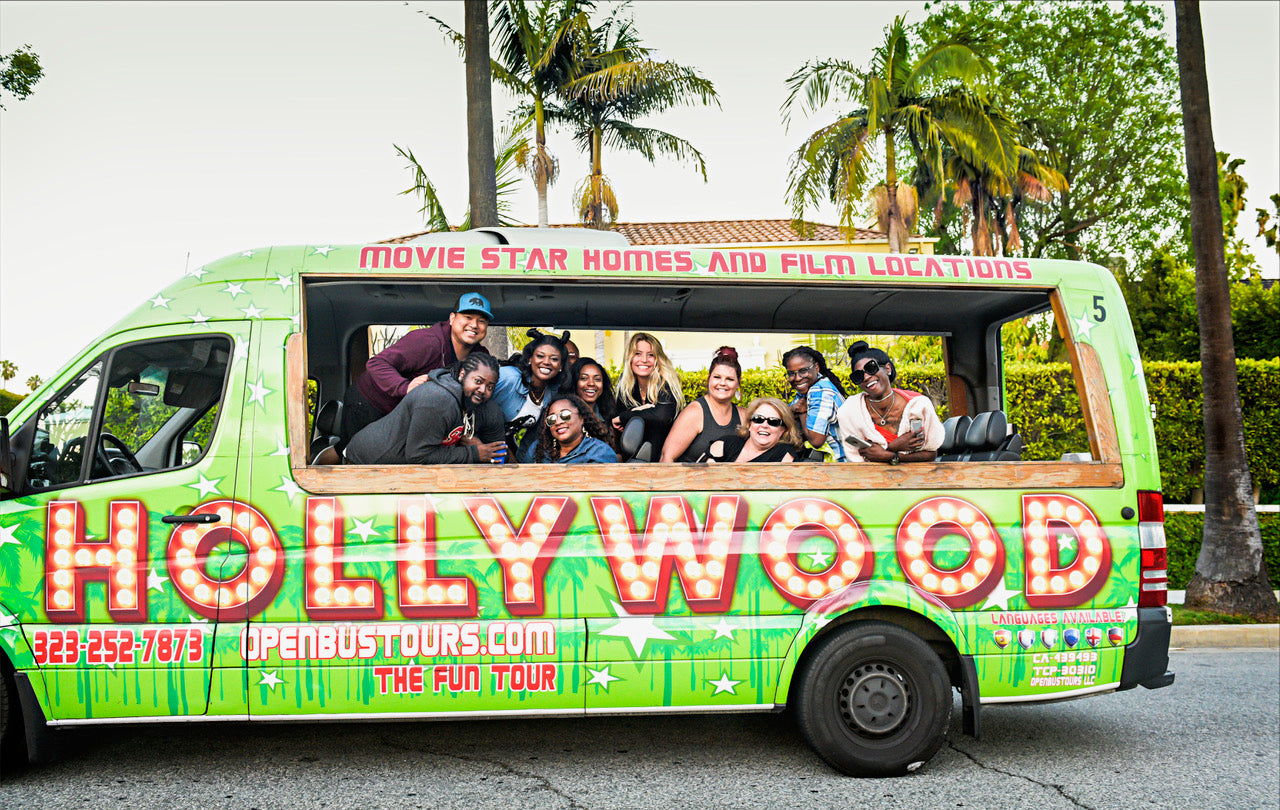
left=339, top=292, right=493, bottom=448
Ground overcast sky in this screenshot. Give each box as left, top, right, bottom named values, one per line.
left=1, top=1, right=1277, bottom=381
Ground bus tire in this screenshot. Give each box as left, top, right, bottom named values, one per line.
left=0, top=662, right=24, bottom=771
left=795, top=621, right=951, bottom=777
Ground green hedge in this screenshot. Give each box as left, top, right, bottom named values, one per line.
left=1165, top=511, right=1280, bottom=589
left=687, top=359, right=1279, bottom=503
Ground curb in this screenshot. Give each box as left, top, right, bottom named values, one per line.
left=1170, top=623, right=1279, bottom=649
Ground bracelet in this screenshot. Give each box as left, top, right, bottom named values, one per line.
left=890, top=452, right=901, bottom=465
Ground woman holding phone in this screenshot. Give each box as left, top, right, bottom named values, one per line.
left=836, top=341, right=943, bottom=464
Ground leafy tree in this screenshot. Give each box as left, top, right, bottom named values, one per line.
left=25, top=375, right=42, bottom=392
left=1174, top=0, right=1276, bottom=620
left=1254, top=193, right=1280, bottom=256
left=553, top=3, right=719, bottom=229
left=783, top=15, right=1017, bottom=254
left=0, top=44, right=42, bottom=109
left=917, top=1, right=1185, bottom=265
left=0, top=359, right=15, bottom=389
left=395, top=119, right=531, bottom=231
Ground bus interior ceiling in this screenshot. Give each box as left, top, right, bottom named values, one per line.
left=302, top=278, right=1054, bottom=407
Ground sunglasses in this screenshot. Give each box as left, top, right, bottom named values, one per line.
left=850, top=359, right=882, bottom=385
left=545, top=409, right=577, bottom=426
left=750, top=414, right=784, bottom=427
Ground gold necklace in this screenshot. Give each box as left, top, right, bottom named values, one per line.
left=867, top=392, right=895, bottom=426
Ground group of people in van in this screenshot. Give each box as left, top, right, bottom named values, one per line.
left=333, top=291, right=944, bottom=466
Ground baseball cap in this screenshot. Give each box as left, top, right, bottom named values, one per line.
left=455, top=292, right=492, bottom=319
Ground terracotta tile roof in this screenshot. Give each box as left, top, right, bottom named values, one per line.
left=381, top=218, right=892, bottom=246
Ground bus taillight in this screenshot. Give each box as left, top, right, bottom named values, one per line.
left=1137, top=490, right=1167, bottom=608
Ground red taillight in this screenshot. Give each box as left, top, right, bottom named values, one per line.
left=1137, top=490, right=1167, bottom=607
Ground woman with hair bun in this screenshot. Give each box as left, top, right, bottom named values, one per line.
left=836, top=340, right=943, bottom=464
left=782, top=345, right=848, bottom=460
left=660, top=346, right=746, bottom=462
left=492, top=328, right=569, bottom=462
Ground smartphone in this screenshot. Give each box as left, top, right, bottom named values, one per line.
left=844, top=434, right=871, bottom=449
left=910, top=417, right=923, bottom=434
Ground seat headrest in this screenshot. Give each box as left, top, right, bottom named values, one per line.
left=965, top=410, right=1008, bottom=450
left=941, top=415, right=971, bottom=452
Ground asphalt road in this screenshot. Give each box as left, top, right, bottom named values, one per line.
left=2, top=648, right=1276, bottom=809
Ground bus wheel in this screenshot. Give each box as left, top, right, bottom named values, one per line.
left=0, top=663, right=25, bottom=770
left=795, top=621, right=951, bottom=777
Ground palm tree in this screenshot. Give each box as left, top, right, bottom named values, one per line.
left=782, top=15, right=1015, bottom=253
left=394, top=119, right=531, bottom=232
left=464, top=0, right=498, bottom=227
left=1174, top=0, right=1277, bottom=620
left=552, top=5, right=719, bottom=229
left=489, top=0, right=592, bottom=227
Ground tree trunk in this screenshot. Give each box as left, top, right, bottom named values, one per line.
left=884, top=128, right=904, bottom=253
left=535, top=98, right=550, bottom=228
left=464, top=0, right=498, bottom=228
left=1175, top=0, right=1277, bottom=619
left=590, top=128, right=605, bottom=230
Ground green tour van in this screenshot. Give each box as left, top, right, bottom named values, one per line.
left=0, top=229, right=1173, bottom=776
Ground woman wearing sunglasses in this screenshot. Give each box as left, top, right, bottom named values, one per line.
left=836, top=340, right=943, bottom=464
left=536, top=394, right=620, bottom=464
left=782, top=346, right=849, bottom=461
left=707, top=397, right=802, bottom=463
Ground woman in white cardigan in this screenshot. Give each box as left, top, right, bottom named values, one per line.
left=835, top=341, right=944, bottom=464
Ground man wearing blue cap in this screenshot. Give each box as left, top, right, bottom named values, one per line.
left=339, top=292, right=494, bottom=449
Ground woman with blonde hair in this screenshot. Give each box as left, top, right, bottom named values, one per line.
left=707, top=397, right=803, bottom=463
left=613, top=332, right=685, bottom=459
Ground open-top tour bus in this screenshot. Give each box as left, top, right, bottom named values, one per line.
left=0, top=229, right=1173, bottom=776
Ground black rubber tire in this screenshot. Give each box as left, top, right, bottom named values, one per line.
left=0, top=663, right=25, bottom=773
left=794, top=621, right=952, bottom=777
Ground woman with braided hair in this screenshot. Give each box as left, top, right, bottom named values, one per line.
left=783, top=345, right=848, bottom=460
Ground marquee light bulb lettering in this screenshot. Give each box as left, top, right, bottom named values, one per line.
left=397, top=497, right=476, bottom=618
left=759, top=497, right=874, bottom=608
left=590, top=495, right=747, bottom=613
left=305, top=497, right=382, bottom=619
left=1021, top=494, right=1111, bottom=607
left=44, top=500, right=148, bottom=623
left=166, top=500, right=284, bottom=620
left=463, top=496, right=575, bottom=615
left=894, top=496, right=1005, bottom=608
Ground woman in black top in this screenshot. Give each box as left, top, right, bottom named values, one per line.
left=661, top=346, right=745, bottom=462
left=612, top=332, right=684, bottom=455
left=708, top=397, right=803, bottom=463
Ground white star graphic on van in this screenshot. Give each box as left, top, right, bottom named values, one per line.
left=272, top=273, right=294, bottom=291
left=186, top=265, right=208, bottom=280
left=708, top=673, right=741, bottom=695
left=147, top=568, right=169, bottom=592
left=0, top=612, right=15, bottom=629
left=586, top=666, right=620, bottom=690
left=981, top=579, right=1021, bottom=611
left=240, top=303, right=267, bottom=319
left=223, top=282, right=246, bottom=299
left=1058, top=535, right=1077, bottom=554
left=275, top=475, right=304, bottom=503
left=812, top=614, right=833, bottom=631
left=188, top=616, right=210, bottom=624
left=350, top=518, right=379, bottom=542
left=234, top=342, right=250, bottom=362
left=258, top=670, right=283, bottom=690
left=190, top=473, right=223, bottom=497
left=710, top=617, right=736, bottom=640
left=149, top=293, right=172, bottom=309
left=270, top=440, right=290, bottom=457
left=807, top=549, right=831, bottom=568
left=598, top=607, right=675, bottom=657
left=240, top=250, right=256, bottom=258
left=247, top=377, right=272, bottom=406
left=0, top=523, right=19, bottom=547
left=189, top=310, right=211, bottom=326
left=1073, top=309, right=1097, bottom=341
left=311, top=245, right=335, bottom=257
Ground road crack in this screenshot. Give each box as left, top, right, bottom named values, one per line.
left=948, top=741, right=1097, bottom=810
left=382, top=739, right=587, bottom=810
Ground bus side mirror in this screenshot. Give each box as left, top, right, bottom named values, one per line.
left=0, top=417, right=12, bottom=495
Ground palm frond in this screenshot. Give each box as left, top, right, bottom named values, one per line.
left=394, top=144, right=454, bottom=233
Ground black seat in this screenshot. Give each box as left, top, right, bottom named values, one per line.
left=937, top=415, right=972, bottom=462
left=965, top=410, right=1022, bottom=461
left=310, top=399, right=343, bottom=461
left=620, top=417, right=654, bottom=463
